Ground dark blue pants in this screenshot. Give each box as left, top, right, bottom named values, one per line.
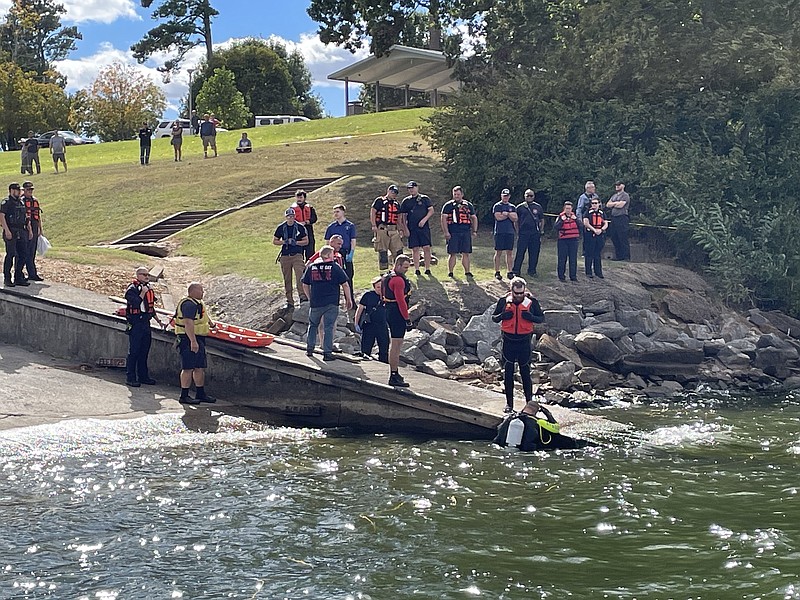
left=557, top=238, right=579, bottom=280
left=610, top=215, right=630, bottom=260
left=584, top=232, right=605, bottom=276
left=512, top=232, right=541, bottom=276
left=140, top=144, right=151, bottom=165
left=127, top=318, right=152, bottom=382
left=360, top=323, right=389, bottom=362
left=25, top=222, right=39, bottom=278
left=4, top=233, right=27, bottom=282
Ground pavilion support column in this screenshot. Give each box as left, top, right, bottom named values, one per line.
left=375, top=80, right=380, bottom=112
left=405, top=85, right=410, bottom=107
left=345, top=77, right=349, bottom=115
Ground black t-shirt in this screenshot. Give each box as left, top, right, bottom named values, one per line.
left=24, top=137, right=39, bottom=153
left=358, top=290, right=387, bottom=326
left=139, top=127, right=152, bottom=146
left=301, top=261, right=348, bottom=308
left=441, top=199, right=475, bottom=232
left=273, top=222, right=308, bottom=256
left=400, top=194, right=432, bottom=230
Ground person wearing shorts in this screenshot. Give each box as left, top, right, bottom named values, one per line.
left=49, top=131, right=67, bottom=173
left=399, top=181, right=434, bottom=276
left=382, top=255, right=413, bottom=387
left=174, top=282, right=215, bottom=404
left=440, top=185, right=478, bottom=278
left=493, top=188, right=517, bottom=280
left=199, top=114, right=217, bottom=158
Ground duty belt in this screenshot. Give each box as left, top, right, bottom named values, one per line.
left=378, top=224, right=398, bottom=230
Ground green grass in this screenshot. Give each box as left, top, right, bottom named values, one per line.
left=0, top=107, right=578, bottom=291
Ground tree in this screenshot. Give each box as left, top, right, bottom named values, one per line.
left=84, top=63, right=166, bottom=141
left=188, top=39, right=323, bottom=121
left=0, top=0, right=82, bottom=76
left=195, top=67, right=249, bottom=129
left=131, top=0, right=218, bottom=78
left=0, top=61, right=68, bottom=148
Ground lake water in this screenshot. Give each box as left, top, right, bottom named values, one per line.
left=2, top=393, right=799, bottom=599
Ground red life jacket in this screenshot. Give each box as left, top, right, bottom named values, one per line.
left=557, top=213, right=580, bottom=239
left=376, top=197, right=400, bottom=225
left=501, top=294, right=535, bottom=336
left=24, top=196, right=41, bottom=222
left=126, top=280, right=156, bottom=316
left=292, top=202, right=313, bottom=224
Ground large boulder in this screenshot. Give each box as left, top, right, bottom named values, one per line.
left=419, top=359, right=450, bottom=378
left=754, top=347, right=792, bottom=378
left=428, top=322, right=463, bottom=348
left=585, top=321, right=629, bottom=340
left=421, top=342, right=448, bottom=362
left=583, top=299, right=615, bottom=315
left=543, top=310, right=582, bottom=334
left=291, top=302, right=310, bottom=324
left=462, top=305, right=501, bottom=346
left=716, top=344, right=751, bottom=369
left=401, top=330, right=430, bottom=351
left=756, top=333, right=800, bottom=358
left=407, top=302, right=427, bottom=323
left=417, top=316, right=445, bottom=334
left=720, top=317, right=753, bottom=342
left=548, top=361, right=576, bottom=391
left=445, top=351, right=465, bottom=369
left=574, top=331, right=623, bottom=366
left=616, top=309, right=660, bottom=335
left=537, top=333, right=583, bottom=369
left=400, top=345, right=427, bottom=367
left=476, top=340, right=493, bottom=362
left=726, top=338, right=757, bottom=359
left=663, top=290, right=717, bottom=324
left=619, top=347, right=704, bottom=382
left=576, top=366, right=613, bottom=390
left=687, top=324, right=715, bottom=341
left=762, top=311, right=800, bottom=340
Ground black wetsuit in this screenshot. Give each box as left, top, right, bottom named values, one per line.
left=494, top=409, right=593, bottom=451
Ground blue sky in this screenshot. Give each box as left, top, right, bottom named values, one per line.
left=1, top=0, right=368, bottom=117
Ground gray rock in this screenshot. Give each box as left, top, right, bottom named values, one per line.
left=543, top=310, right=582, bottom=334
left=664, top=290, right=717, bottom=324
left=428, top=322, right=463, bottom=348
left=720, top=317, right=752, bottom=342
left=687, top=324, right=714, bottom=341
left=549, top=361, right=576, bottom=391
left=703, top=339, right=726, bottom=356
left=593, top=311, right=621, bottom=323
left=616, top=309, right=660, bottom=335
left=619, top=347, right=705, bottom=382
left=291, top=303, right=310, bottom=324
left=574, top=331, right=623, bottom=366
left=625, top=372, right=647, bottom=389
left=445, top=352, right=465, bottom=369
left=537, top=333, right=583, bottom=369
left=644, top=381, right=684, bottom=398
left=576, top=366, right=613, bottom=390
left=585, top=321, right=629, bottom=340
left=675, top=333, right=704, bottom=351
left=726, top=338, right=757, bottom=358
left=747, top=309, right=771, bottom=329
left=419, top=359, right=451, bottom=378
left=782, top=375, right=800, bottom=390
left=756, top=333, right=799, bottom=358
left=462, top=305, right=500, bottom=346
left=632, top=332, right=654, bottom=350
left=483, top=356, right=501, bottom=373
left=400, top=345, right=427, bottom=366
left=290, top=321, right=308, bottom=336
left=418, top=316, right=445, bottom=334
left=652, top=326, right=681, bottom=342
left=581, top=316, right=600, bottom=328
left=283, top=332, right=302, bottom=342
left=716, top=345, right=751, bottom=369
left=583, top=299, right=615, bottom=315
left=762, top=311, right=800, bottom=339
left=421, top=342, right=448, bottom=362
left=754, top=347, right=794, bottom=378
left=616, top=335, right=637, bottom=355
left=401, top=330, right=430, bottom=351
left=336, top=313, right=349, bottom=328
left=557, top=332, right=577, bottom=349
left=407, top=302, right=427, bottom=323
left=476, top=340, right=493, bottom=362
left=463, top=351, right=481, bottom=365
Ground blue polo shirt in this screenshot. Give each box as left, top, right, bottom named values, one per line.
left=324, top=219, right=357, bottom=253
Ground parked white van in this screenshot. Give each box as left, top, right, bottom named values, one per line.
left=154, top=118, right=192, bottom=138
left=254, top=115, right=310, bottom=127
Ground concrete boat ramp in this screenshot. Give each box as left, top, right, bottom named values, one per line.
left=0, top=283, right=622, bottom=439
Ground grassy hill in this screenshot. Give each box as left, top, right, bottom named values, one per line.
left=1, top=108, right=562, bottom=289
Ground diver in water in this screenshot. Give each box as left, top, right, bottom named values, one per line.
left=494, top=400, right=595, bottom=451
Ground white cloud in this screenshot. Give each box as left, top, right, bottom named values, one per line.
left=0, top=0, right=139, bottom=23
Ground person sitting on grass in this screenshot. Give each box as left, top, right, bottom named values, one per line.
left=236, top=132, right=252, bottom=154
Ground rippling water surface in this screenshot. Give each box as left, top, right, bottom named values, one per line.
left=2, top=393, right=799, bottom=599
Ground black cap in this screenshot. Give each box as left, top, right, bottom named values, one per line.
left=22, top=181, right=34, bottom=189
left=406, top=181, right=418, bottom=188
left=8, top=182, right=20, bottom=190
left=388, top=184, right=399, bottom=193
left=615, top=180, right=624, bottom=186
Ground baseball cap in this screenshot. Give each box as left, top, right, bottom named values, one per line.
left=8, top=182, right=20, bottom=190
left=388, top=184, right=399, bottom=193
left=406, top=181, right=418, bottom=188
left=285, top=208, right=296, bottom=216
left=22, top=181, right=34, bottom=189
left=615, top=180, right=624, bottom=186
left=501, top=188, right=510, bottom=195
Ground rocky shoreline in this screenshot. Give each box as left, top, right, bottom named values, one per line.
left=205, top=262, right=800, bottom=406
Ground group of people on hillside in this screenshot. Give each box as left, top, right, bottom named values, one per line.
left=1, top=181, right=44, bottom=287
left=19, top=131, right=68, bottom=175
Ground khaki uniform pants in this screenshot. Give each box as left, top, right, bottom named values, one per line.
left=280, top=254, right=306, bottom=305
left=375, top=226, right=404, bottom=255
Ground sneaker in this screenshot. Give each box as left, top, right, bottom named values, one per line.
left=558, top=277, right=566, bottom=282
left=3, top=279, right=14, bottom=287
left=570, top=278, right=578, bottom=282
left=28, top=275, right=44, bottom=282
left=179, top=395, right=200, bottom=405
left=139, top=378, right=157, bottom=385
left=415, top=269, right=421, bottom=276
left=494, top=272, right=502, bottom=281
left=126, top=380, right=141, bottom=388
left=388, top=373, right=410, bottom=388
left=306, top=349, right=314, bottom=357
left=196, top=394, right=217, bottom=404
left=322, top=354, right=335, bottom=362
left=14, top=280, right=29, bottom=286
left=597, top=274, right=605, bottom=279
left=503, top=405, right=514, bottom=414
left=448, top=272, right=454, bottom=278
left=465, top=272, right=474, bottom=278
left=424, top=269, right=432, bottom=276
left=587, top=273, right=594, bottom=279
left=507, top=272, right=514, bottom=280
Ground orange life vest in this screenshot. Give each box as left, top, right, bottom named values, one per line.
left=126, top=280, right=156, bottom=317
left=292, top=203, right=313, bottom=224
left=446, top=201, right=473, bottom=226
left=557, top=213, right=580, bottom=240
left=376, top=197, right=400, bottom=225
left=586, top=209, right=606, bottom=230
left=24, top=196, right=41, bottom=222
left=501, top=294, right=535, bottom=336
